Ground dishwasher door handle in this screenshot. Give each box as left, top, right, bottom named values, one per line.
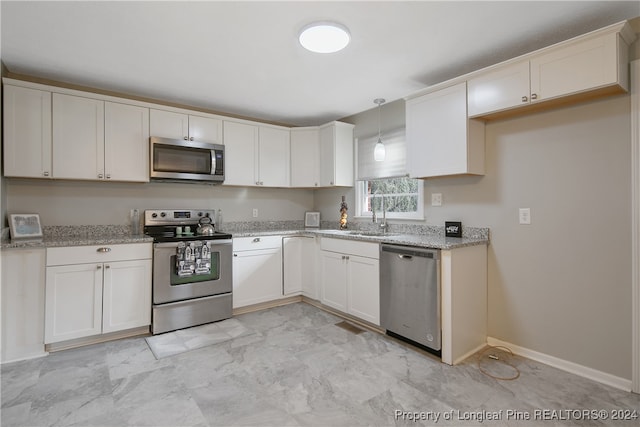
left=398, top=254, right=413, bottom=260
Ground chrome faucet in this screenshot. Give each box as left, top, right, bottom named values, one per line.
left=372, top=191, right=388, bottom=233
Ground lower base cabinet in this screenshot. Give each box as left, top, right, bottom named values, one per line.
left=1, top=248, right=47, bottom=363
left=320, top=238, right=380, bottom=326
left=283, top=236, right=317, bottom=298
left=233, top=236, right=283, bottom=309
left=45, top=244, right=152, bottom=344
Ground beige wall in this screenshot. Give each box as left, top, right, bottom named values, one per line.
left=319, top=94, right=633, bottom=379
left=5, top=180, right=313, bottom=226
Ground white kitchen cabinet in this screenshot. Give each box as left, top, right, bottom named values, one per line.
left=320, top=250, right=348, bottom=312
left=406, top=82, right=485, bottom=178
left=104, top=102, right=150, bottom=182
left=45, top=243, right=152, bottom=344
left=52, top=93, right=105, bottom=181
left=223, top=121, right=290, bottom=187
left=319, top=121, right=354, bottom=187
left=232, top=236, right=283, bottom=309
left=258, top=126, right=290, bottom=187
left=283, top=236, right=317, bottom=298
left=320, top=238, right=380, bottom=325
left=102, top=259, right=152, bottom=333
left=52, top=94, right=149, bottom=182
left=468, top=28, right=631, bottom=118
left=3, top=85, right=52, bottom=179
left=149, top=109, right=223, bottom=144
left=290, top=127, right=320, bottom=187
left=45, top=263, right=103, bottom=343
left=1, top=248, right=47, bottom=363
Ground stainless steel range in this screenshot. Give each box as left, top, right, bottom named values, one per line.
left=144, top=209, right=232, bottom=334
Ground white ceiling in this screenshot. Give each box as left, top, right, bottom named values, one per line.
left=2, top=1, right=639, bottom=126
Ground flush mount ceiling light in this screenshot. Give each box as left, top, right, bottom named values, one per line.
left=299, top=22, right=350, bottom=53
left=374, top=98, right=386, bottom=162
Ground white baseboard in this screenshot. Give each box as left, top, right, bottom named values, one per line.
left=487, top=337, right=632, bottom=392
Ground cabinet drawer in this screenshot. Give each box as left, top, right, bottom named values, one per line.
left=320, top=238, right=379, bottom=259
left=46, top=243, right=152, bottom=266
left=233, top=235, right=282, bottom=251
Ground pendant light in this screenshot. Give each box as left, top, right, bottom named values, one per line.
left=373, top=98, right=386, bottom=162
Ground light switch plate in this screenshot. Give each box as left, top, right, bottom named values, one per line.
left=431, top=193, right=443, bottom=207
left=519, top=208, right=531, bottom=225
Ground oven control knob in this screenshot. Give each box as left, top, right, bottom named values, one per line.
left=160, top=212, right=166, bottom=218
left=197, top=212, right=203, bottom=217
left=151, top=213, right=158, bottom=218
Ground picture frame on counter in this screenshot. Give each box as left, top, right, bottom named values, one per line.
left=305, top=211, right=320, bottom=228
left=9, top=213, right=43, bottom=240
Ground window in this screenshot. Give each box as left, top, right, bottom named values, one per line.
left=356, top=177, right=424, bottom=220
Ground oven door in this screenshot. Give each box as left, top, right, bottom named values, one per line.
left=153, top=239, right=232, bottom=304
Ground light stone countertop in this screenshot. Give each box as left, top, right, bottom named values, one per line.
left=1, top=222, right=489, bottom=251
left=231, top=228, right=489, bottom=250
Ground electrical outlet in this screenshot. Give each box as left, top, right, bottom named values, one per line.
left=431, top=193, right=443, bottom=207
left=519, top=208, right=531, bottom=225
left=252, top=208, right=259, bottom=218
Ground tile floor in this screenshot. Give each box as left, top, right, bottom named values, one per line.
left=2, top=302, right=639, bottom=426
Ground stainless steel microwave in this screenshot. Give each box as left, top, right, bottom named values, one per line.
left=150, top=137, right=224, bottom=183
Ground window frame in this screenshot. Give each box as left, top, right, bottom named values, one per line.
left=355, top=177, right=425, bottom=220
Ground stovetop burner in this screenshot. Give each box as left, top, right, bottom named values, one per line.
left=144, top=209, right=232, bottom=242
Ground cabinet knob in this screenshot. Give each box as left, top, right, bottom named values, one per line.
left=96, top=247, right=112, bottom=253
left=521, top=96, right=528, bottom=102
left=189, top=137, right=194, bottom=141
left=314, top=183, right=318, bottom=187
left=184, top=136, right=188, bottom=140
left=253, top=237, right=261, bottom=243
left=43, top=171, right=50, bottom=177
left=97, top=265, right=102, bottom=270
left=233, top=253, right=238, bottom=257
left=330, top=181, right=334, bottom=185
left=105, top=265, right=110, bottom=269
left=106, top=174, right=111, bottom=179
left=531, top=93, right=538, bottom=100
left=98, top=173, right=104, bottom=179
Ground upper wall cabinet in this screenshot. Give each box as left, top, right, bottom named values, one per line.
left=52, top=94, right=149, bottom=182
left=3, top=85, right=52, bottom=179
left=290, top=127, right=320, bottom=188
left=223, top=121, right=290, bottom=187
left=319, top=121, right=355, bottom=187
left=149, top=109, right=223, bottom=144
left=406, top=82, right=485, bottom=178
left=468, top=23, right=633, bottom=118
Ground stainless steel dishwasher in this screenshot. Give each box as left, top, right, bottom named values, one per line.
left=380, top=244, right=441, bottom=354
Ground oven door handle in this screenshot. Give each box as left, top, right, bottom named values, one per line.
left=153, top=239, right=232, bottom=248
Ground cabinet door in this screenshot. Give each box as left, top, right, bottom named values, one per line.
left=52, top=93, right=105, bottom=180
left=333, top=122, right=354, bottom=186
left=319, top=125, right=335, bottom=186
left=232, top=248, right=283, bottom=308
left=407, top=82, right=484, bottom=177
left=102, top=259, right=152, bottom=333
left=283, top=236, right=316, bottom=297
left=45, top=263, right=103, bottom=343
left=320, top=250, right=348, bottom=312
left=347, top=255, right=380, bottom=325
left=290, top=127, right=320, bottom=187
left=1, top=249, right=46, bottom=362
left=223, top=121, right=258, bottom=186
left=531, top=32, right=620, bottom=102
left=150, top=109, right=188, bottom=140
left=188, top=115, right=223, bottom=144
left=3, top=85, right=52, bottom=178
left=467, top=61, right=531, bottom=117
left=104, top=102, right=150, bottom=182
left=258, top=126, right=290, bottom=187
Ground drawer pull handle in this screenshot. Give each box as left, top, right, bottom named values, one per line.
left=97, top=265, right=102, bottom=270
left=252, top=238, right=261, bottom=243
left=105, top=265, right=110, bottom=269
left=96, top=247, right=111, bottom=253
left=531, top=93, right=538, bottom=100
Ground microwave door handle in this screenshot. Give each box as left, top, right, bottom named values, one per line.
left=211, top=150, right=216, bottom=175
